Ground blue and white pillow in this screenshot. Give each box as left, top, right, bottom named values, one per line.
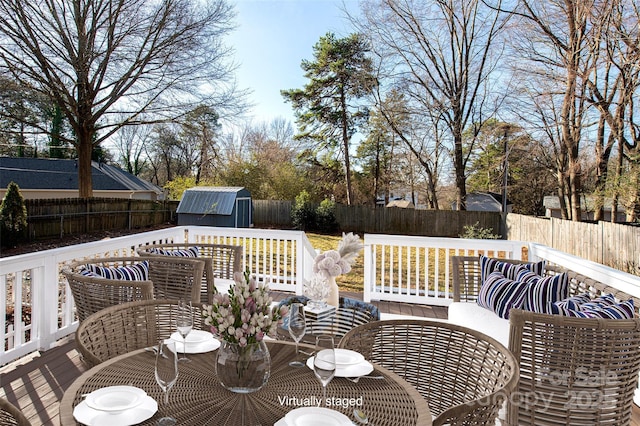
left=551, top=293, right=591, bottom=315
left=84, top=260, right=150, bottom=281
left=477, top=271, right=529, bottom=319
left=517, top=270, right=569, bottom=314
left=148, top=246, right=199, bottom=257
left=565, top=298, right=635, bottom=319
left=479, top=255, right=545, bottom=283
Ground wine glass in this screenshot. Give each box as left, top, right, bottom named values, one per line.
left=288, top=302, right=306, bottom=367
left=313, top=335, right=336, bottom=407
left=155, top=340, right=178, bottom=425
left=176, top=300, right=193, bottom=363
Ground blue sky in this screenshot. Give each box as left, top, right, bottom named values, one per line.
left=228, top=0, right=359, bottom=125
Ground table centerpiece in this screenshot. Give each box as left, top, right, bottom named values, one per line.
left=203, top=270, right=288, bottom=394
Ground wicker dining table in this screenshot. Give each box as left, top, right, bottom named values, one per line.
left=60, top=340, right=431, bottom=425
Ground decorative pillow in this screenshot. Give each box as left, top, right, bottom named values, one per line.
left=148, top=247, right=199, bottom=257
left=479, top=255, right=545, bottom=282
left=85, top=260, right=150, bottom=281
left=78, top=268, right=100, bottom=278
left=579, top=293, right=617, bottom=311
left=517, top=270, right=569, bottom=314
left=477, top=271, right=529, bottom=319
left=551, top=292, right=591, bottom=315
left=565, top=299, right=635, bottom=319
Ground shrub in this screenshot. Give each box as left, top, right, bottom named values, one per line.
left=1, top=182, right=28, bottom=248
left=459, top=222, right=500, bottom=239
left=291, top=190, right=316, bottom=231
left=316, top=199, right=339, bottom=233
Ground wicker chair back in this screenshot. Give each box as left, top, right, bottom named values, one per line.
left=137, top=243, right=243, bottom=303
left=339, top=319, right=519, bottom=426
left=75, top=299, right=206, bottom=368
left=507, top=309, right=640, bottom=425
left=0, top=398, right=31, bottom=426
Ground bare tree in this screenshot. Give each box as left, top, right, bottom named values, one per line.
left=0, top=0, right=243, bottom=197
left=353, top=0, right=510, bottom=210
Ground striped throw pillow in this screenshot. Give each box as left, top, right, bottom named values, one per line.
left=148, top=247, right=200, bottom=257
left=477, top=271, right=529, bottom=319
left=566, top=299, right=635, bottom=319
left=85, top=260, right=150, bottom=281
left=551, top=292, right=591, bottom=315
left=479, top=255, right=545, bottom=282
left=518, top=270, right=569, bottom=314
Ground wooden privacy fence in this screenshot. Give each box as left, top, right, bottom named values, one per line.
left=24, top=198, right=178, bottom=240
left=507, top=214, right=640, bottom=274
left=252, top=200, right=502, bottom=237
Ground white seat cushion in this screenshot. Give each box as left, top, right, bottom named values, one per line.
left=448, top=302, right=510, bottom=347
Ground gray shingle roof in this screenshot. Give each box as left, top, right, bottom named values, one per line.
left=0, top=157, right=162, bottom=194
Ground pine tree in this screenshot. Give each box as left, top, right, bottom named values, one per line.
left=1, top=181, right=28, bottom=248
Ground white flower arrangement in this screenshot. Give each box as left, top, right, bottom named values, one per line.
left=312, top=232, right=363, bottom=279
left=202, top=271, right=288, bottom=347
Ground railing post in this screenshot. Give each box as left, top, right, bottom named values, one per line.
left=38, top=256, right=59, bottom=350
left=363, top=242, right=372, bottom=302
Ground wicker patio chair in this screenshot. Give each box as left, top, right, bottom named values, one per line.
left=0, top=398, right=31, bottom=426
left=62, top=258, right=154, bottom=323
left=276, top=295, right=380, bottom=344
left=137, top=243, right=243, bottom=303
left=76, top=299, right=207, bottom=368
left=338, top=319, right=519, bottom=426
left=506, top=309, right=640, bottom=426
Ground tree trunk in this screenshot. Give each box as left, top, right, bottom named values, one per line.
left=341, top=89, right=353, bottom=205
left=77, top=131, right=93, bottom=198
left=453, top=126, right=466, bottom=210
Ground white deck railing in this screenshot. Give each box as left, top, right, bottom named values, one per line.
left=3, top=227, right=640, bottom=369
left=0, top=226, right=316, bottom=366
left=363, top=234, right=527, bottom=305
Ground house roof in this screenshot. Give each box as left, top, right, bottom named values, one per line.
left=543, top=195, right=625, bottom=212
left=0, top=157, right=162, bottom=194
left=176, top=186, right=250, bottom=215
left=386, top=199, right=415, bottom=208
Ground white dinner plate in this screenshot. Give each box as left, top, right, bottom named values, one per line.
left=285, top=407, right=352, bottom=426
left=306, top=356, right=374, bottom=378
left=170, top=329, right=210, bottom=344
left=168, top=330, right=221, bottom=354
left=73, top=395, right=157, bottom=426
left=84, top=386, right=146, bottom=413
left=331, top=349, right=365, bottom=366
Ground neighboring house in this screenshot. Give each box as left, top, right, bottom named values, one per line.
left=386, top=199, right=415, bottom=208
left=176, top=186, right=253, bottom=228
left=0, top=157, right=164, bottom=200
left=452, top=192, right=512, bottom=212
left=543, top=195, right=627, bottom=222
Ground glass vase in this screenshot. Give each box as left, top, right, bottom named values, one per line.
left=216, top=340, right=271, bottom=394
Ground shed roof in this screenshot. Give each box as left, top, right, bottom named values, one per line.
left=176, top=186, right=249, bottom=215
left=0, top=157, right=162, bottom=194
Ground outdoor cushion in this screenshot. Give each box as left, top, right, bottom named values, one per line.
left=477, top=271, right=528, bottom=319
left=551, top=292, right=591, bottom=315
left=517, top=270, right=569, bottom=314
left=148, top=246, right=200, bottom=257
left=479, top=254, right=545, bottom=282
left=83, top=260, right=150, bottom=281
left=565, top=299, right=635, bottom=319
left=448, top=302, right=510, bottom=347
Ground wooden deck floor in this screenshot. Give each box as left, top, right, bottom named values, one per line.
left=1, top=295, right=639, bottom=425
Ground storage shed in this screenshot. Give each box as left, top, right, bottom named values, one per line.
left=176, top=187, right=252, bottom=227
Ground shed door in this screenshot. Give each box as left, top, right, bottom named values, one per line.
left=236, top=197, right=252, bottom=227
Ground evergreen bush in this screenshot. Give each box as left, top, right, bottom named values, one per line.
left=1, top=182, right=28, bottom=248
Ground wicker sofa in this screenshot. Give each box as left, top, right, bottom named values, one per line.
left=449, top=255, right=640, bottom=346
left=450, top=255, right=640, bottom=425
